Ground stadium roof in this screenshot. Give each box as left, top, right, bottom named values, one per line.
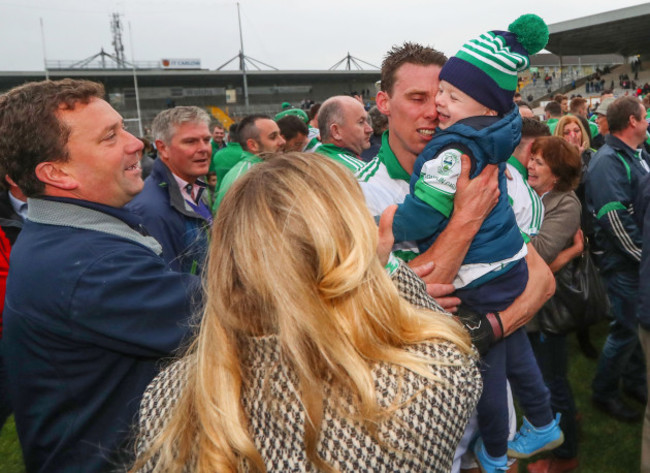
left=546, top=3, right=650, bottom=57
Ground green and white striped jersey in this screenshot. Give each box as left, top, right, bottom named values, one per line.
left=506, top=156, right=544, bottom=238
left=358, top=132, right=419, bottom=261
left=316, top=143, right=365, bottom=174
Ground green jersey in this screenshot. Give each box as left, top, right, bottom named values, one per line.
left=316, top=143, right=365, bottom=174
left=210, top=142, right=245, bottom=184
left=213, top=153, right=262, bottom=213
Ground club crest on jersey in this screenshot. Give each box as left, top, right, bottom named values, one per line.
left=437, top=151, right=459, bottom=176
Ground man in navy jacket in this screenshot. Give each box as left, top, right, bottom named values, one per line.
left=0, top=79, right=200, bottom=473
left=128, top=107, right=213, bottom=275
left=587, top=96, right=650, bottom=422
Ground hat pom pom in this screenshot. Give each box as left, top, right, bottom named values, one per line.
left=508, top=14, right=549, bottom=55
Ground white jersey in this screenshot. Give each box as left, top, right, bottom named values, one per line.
left=506, top=157, right=544, bottom=238
left=359, top=159, right=410, bottom=217
left=357, top=134, right=419, bottom=261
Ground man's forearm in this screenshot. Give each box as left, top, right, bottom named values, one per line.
left=499, top=243, right=555, bottom=336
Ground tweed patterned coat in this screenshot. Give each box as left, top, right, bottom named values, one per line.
left=134, top=263, right=481, bottom=472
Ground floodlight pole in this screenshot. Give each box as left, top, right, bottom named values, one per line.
left=40, top=18, right=49, bottom=80
left=128, top=21, right=144, bottom=137
left=237, top=3, right=249, bottom=107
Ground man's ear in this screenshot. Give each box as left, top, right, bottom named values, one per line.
left=154, top=139, right=168, bottom=161
left=34, top=162, right=78, bottom=190
left=524, top=139, right=535, bottom=156
left=246, top=138, right=259, bottom=154
left=330, top=123, right=342, bottom=141
left=5, top=175, right=17, bottom=188
left=376, top=90, right=390, bottom=116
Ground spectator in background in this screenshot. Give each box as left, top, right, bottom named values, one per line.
left=316, top=95, right=372, bottom=173
left=587, top=96, right=650, bottom=423
left=554, top=114, right=600, bottom=361
left=569, top=97, right=588, bottom=118
left=554, top=94, right=568, bottom=115
left=139, top=138, right=155, bottom=179
left=544, top=101, right=563, bottom=134
left=517, top=101, right=536, bottom=119
left=526, top=136, right=583, bottom=473
left=213, top=114, right=285, bottom=212
left=554, top=115, right=593, bottom=230
left=0, top=173, right=26, bottom=434
left=592, top=97, right=616, bottom=150
left=554, top=115, right=590, bottom=161
left=128, top=107, right=213, bottom=275
left=306, top=102, right=321, bottom=151
left=569, top=97, right=599, bottom=143
left=507, top=118, right=550, bottom=241
left=277, top=115, right=309, bottom=152
left=210, top=123, right=226, bottom=155
left=361, top=106, right=388, bottom=161
left=204, top=171, right=217, bottom=210
left=210, top=123, right=243, bottom=188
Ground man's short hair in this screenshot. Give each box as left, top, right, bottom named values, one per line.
left=544, top=101, right=562, bottom=117
left=521, top=118, right=550, bottom=139
left=318, top=98, right=345, bottom=142
left=569, top=97, right=587, bottom=114
left=380, top=42, right=447, bottom=95
left=228, top=123, right=239, bottom=143
left=553, top=94, right=567, bottom=104
left=237, top=114, right=269, bottom=151
left=277, top=115, right=308, bottom=141
left=308, top=103, right=321, bottom=121
left=0, top=78, right=105, bottom=197
left=367, top=106, right=388, bottom=135
left=152, top=106, right=211, bottom=144
left=517, top=101, right=533, bottom=112
left=212, top=122, right=224, bottom=131
left=607, top=97, right=644, bottom=134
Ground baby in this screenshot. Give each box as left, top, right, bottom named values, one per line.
left=392, top=14, right=563, bottom=473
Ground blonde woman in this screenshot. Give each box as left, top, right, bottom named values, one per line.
left=553, top=115, right=590, bottom=156
left=131, top=153, right=481, bottom=473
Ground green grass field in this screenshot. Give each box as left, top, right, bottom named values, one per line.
left=517, top=320, right=643, bottom=472
left=0, top=320, right=643, bottom=472
left=0, top=416, right=24, bottom=473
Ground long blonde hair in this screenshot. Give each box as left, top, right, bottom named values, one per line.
left=134, top=153, right=473, bottom=472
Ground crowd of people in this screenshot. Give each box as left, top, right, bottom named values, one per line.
left=0, top=12, right=649, bottom=473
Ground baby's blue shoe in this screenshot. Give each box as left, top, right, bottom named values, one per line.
left=507, top=413, right=564, bottom=459
left=473, top=437, right=509, bottom=473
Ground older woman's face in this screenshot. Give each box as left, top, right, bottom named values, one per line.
left=527, top=152, right=557, bottom=195
left=562, top=122, right=582, bottom=149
